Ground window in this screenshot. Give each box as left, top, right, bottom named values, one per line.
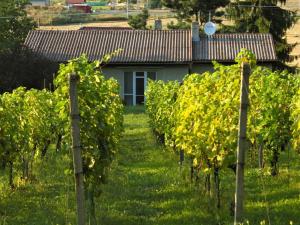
left=123, top=71, right=157, bottom=105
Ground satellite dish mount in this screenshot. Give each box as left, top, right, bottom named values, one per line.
left=204, top=11, right=216, bottom=36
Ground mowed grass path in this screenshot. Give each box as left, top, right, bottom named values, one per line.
left=98, top=106, right=214, bottom=225
left=1, top=106, right=300, bottom=224
left=98, top=106, right=300, bottom=225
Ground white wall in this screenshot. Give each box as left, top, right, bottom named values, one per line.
left=102, top=65, right=189, bottom=98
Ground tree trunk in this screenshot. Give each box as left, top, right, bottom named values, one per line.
left=179, top=149, right=184, bottom=166
left=190, top=157, right=194, bottom=183
left=271, top=148, right=279, bottom=176
left=56, top=134, right=62, bottom=152
left=205, top=173, right=211, bottom=194
left=41, top=139, right=51, bottom=158
left=22, top=156, right=29, bottom=180
left=214, top=167, right=221, bottom=209
left=9, top=161, right=14, bottom=189
left=258, top=143, right=264, bottom=169
left=29, top=143, right=38, bottom=179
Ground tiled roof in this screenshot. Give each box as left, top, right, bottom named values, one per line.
left=24, top=30, right=277, bottom=64
left=193, top=33, right=277, bottom=62
left=79, top=27, right=133, bottom=30
left=66, top=0, right=86, bottom=4
left=24, top=30, right=192, bottom=64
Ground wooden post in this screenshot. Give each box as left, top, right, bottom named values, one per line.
left=43, top=78, right=46, bottom=90
left=69, top=73, right=85, bottom=225
left=234, top=63, right=251, bottom=225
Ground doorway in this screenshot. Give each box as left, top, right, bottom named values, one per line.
left=124, top=71, right=156, bottom=105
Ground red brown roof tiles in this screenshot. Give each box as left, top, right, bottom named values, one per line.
left=24, top=30, right=277, bottom=63
left=194, top=33, right=277, bottom=62
left=25, top=29, right=192, bottom=63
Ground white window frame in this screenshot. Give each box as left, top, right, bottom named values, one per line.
left=123, top=71, right=157, bottom=106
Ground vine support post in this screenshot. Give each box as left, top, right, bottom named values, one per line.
left=234, top=63, right=251, bottom=225
left=69, top=73, right=85, bottom=225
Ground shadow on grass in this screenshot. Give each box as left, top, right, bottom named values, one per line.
left=124, top=105, right=145, bottom=114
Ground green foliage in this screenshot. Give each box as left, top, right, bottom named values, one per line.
left=146, top=50, right=298, bottom=177
left=0, top=47, right=58, bottom=93
left=167, top=20, right=190, bottom=30
left=148, top=0, right=162, bottom=9
left=0, top=87, right=56, bottom=185
left=291, top=82, right=300, bottom=151
left=53, top=54, right=123, bottom=223
left=235, top=48, right=257, bottom=68
left=248, top=67, right=297, bottom=175
left=145, top=80, right=180, bottom=145
left=225, top=0, right=298, bottom=65
left=54, top=55, right=123, bottom=192
left=0, top=0, right=36, bottom=52
left=128, top=9, right=149, bottom=29
left=0, top=54, right=124, bottom=223
left=1, top=108, right=300, bottom=224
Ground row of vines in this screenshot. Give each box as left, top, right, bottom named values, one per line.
left=145, top=50, right=300, bottom=212
left=0, top=55, right=124, bottom=223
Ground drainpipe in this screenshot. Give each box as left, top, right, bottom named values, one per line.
left=191, top=21, right=200, bottom=42
left=191, top=21, right=200, bottom=73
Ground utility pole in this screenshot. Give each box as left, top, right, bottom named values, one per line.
left=69, top=73, right=85, bottom=225
left=234, top=63, right=251, bottom=225
left=127, top=0, right=129, bottom=18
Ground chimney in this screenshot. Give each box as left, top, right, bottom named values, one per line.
left=192, top=21, right=200, bottom=42
left=154, top=19, right=162, bottom=30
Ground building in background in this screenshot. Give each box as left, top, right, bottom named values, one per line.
left=66, top=0, right=86, bottom=5
left=30, top=0, right=50, bottom=6
left=24, top=22, right=277, bottom=105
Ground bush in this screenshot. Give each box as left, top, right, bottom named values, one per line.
left=128, top=9, right=149, bottom=29
left=167, top=20, right=190, bottom=29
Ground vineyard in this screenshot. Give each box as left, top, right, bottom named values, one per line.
left=145, top=50, right=300, bottom=224
left=0, top=55, right=124, bottom=224
left=0, top=51, right=300, bottom=224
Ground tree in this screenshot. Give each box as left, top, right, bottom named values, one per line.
left=225, top=0, right=298, bottom=67
left=167, top=20, right=190, bottom=29
left=0, top=48, right=58, bottom=93
left=0, top=0, right=36, bottom=52
left=162, top=0, right=230, bottom=24
left=0, top=0, right=42, bottom=93
left=148, top=0, right=162, bottom=9
left=128, top=9, right=149, bottom=29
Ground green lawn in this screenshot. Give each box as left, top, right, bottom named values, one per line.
left=1, top=106, right=300, bottom=224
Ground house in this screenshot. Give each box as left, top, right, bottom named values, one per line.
left=65, top=0, right=92, bottom=13
left=24, top=22, right=277, bottom=105
left=71, top=4, right=92, bottom=13
left=30, top=0, right=50, bottom=6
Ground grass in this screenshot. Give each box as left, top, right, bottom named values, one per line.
left=1, top=106, right=300, bottom=224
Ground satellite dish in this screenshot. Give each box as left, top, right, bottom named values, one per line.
left=204, top=21, right=216, bottom=36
